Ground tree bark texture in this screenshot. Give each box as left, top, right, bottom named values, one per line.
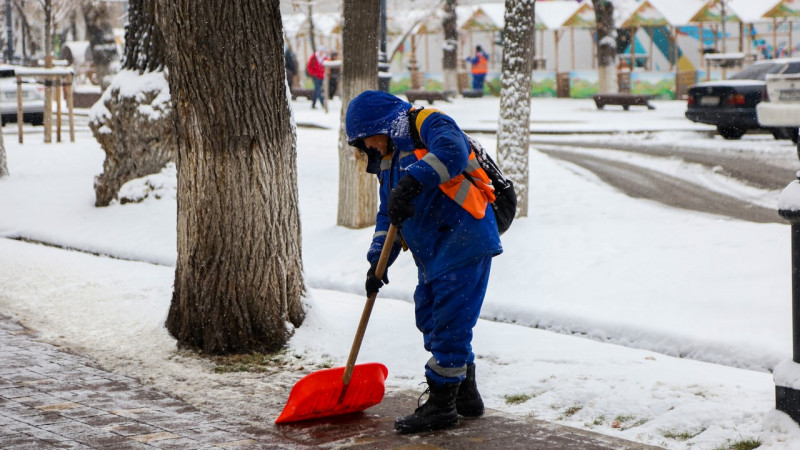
left=123, top=0, right=164, bottom=73
left=592, top=0, right=618, bottom=93
left=337, top=0, right=380, bottom=229
left=90, top=0, right=174, bottom=207
left=497, top=0, right=535, bottom=218
left=0, top=119, right=8, bottom=177
left=442, top=0, right=458, bottom=93
left=158, top=0, right=305, bottom=354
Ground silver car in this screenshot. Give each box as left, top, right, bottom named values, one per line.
left=0, top=65, right=45, bottom=126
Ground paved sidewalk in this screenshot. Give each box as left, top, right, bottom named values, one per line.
left=1, top=315, right=661, bottom=449
left=0, top=316, right=277, bottom=449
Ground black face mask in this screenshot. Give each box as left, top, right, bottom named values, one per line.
left=364, top=147, right=382, bottom=174
left=361, top=139, right=394, bottom=175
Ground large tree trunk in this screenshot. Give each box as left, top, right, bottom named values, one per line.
left=158, top=0, right=305, bottom=354
left=89, top=0, right=174, bottom=207
left=336, top=0, right=380, bottom=229
left=442, top=0, right=458, bottom=93
left=497, top=0, right=535, bottom=218
left=592, top=0, right=618, bottom=94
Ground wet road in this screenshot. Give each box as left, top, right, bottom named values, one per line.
left=532, top=135, right=799, bottom=224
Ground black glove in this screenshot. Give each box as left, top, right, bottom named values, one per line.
left=366, top=260, right=389, bottom=296
left=387, top=175, right=424, bottom=228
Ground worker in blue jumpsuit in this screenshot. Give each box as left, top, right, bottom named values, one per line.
left=345, top=90, right=502, bottom=434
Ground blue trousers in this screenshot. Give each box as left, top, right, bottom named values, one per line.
left=311, top=77, right=325, bottom=107
left=414, top=255, right=492, bottom=385
left=471, top=73, right=486, bottom=91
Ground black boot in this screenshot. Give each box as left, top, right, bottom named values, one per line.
left=394, top=377, right=460, bottom=434
left=456, top=363, right=484, bottom=417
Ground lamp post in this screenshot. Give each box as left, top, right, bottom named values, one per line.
left=777, top=173, right=800, bottom=423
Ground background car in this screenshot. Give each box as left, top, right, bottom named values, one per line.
left=685, top=58, right=800, bottom=140
left=0, top=65, right=45, bottom=126
left=756, top=73, right=800, bottom=149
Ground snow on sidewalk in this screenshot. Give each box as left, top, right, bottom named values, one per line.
left=0, top=236, right=795, bottom=449
left=2, top=96, right=800, bottom=448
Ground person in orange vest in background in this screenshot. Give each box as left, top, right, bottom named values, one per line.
left=306, top=47, right=328, bottom=109
left=467, top=45, right=489, bottom=91
left=465, top=45, right=489, bottom=91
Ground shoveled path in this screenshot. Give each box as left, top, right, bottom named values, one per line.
left=0, top=315, right=660, bottom=449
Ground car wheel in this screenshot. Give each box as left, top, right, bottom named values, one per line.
left=28, top=113, right=44, bottom=126
left=717, top=126, right=746, bottom=140
left=772, top=128, right=800, bottom=142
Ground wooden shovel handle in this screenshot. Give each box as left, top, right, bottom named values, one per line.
left=342, top=224, right=398, bottom=385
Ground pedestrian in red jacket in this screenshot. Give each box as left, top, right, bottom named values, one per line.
left=306, top=48, right=328, bottom=109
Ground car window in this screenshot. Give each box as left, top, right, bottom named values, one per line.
left=0, top=69, right=15, bottom=78
left=780, top=62, right=800, bottom=74
left=729, top=62, right=782, bottom=81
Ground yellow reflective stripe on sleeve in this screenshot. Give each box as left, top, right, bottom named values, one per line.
left=414, top=107, right=441, bottom=133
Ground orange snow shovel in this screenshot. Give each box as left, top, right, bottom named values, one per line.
left=275, top=225, right=397, bottom=424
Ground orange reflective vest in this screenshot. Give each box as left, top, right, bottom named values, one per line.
left=471, top=53, right=488, bottom=75
left=413, top=148, right=495, bottom=219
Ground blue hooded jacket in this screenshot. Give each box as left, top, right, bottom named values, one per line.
left=346, top=91, right=502, bottom=282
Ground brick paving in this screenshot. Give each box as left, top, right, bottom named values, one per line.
left=1, top=314, right=661, bottom=449
left=0, top=315, right=277, bottom=449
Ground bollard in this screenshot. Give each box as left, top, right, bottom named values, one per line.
left=776, top=172, right=800, bottom=423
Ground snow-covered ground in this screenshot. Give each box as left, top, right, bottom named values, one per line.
left=1, top=96, right=799, bottom=449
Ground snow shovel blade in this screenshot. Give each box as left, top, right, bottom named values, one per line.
left=275, top=362, right=388, bottom=424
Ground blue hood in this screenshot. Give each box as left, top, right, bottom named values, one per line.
left=346, top=91, right=413, bottom=149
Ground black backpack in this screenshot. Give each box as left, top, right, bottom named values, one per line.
left=408, top=108, right=517, bottom=235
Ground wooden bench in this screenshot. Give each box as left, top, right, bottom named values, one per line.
left=593, top=93, right=655, bottom=111
left=461, top=89, right=484, bottom=98
left=290, top=88, right=314, bottom=101
left=405, top=90, right=452, bottom=104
